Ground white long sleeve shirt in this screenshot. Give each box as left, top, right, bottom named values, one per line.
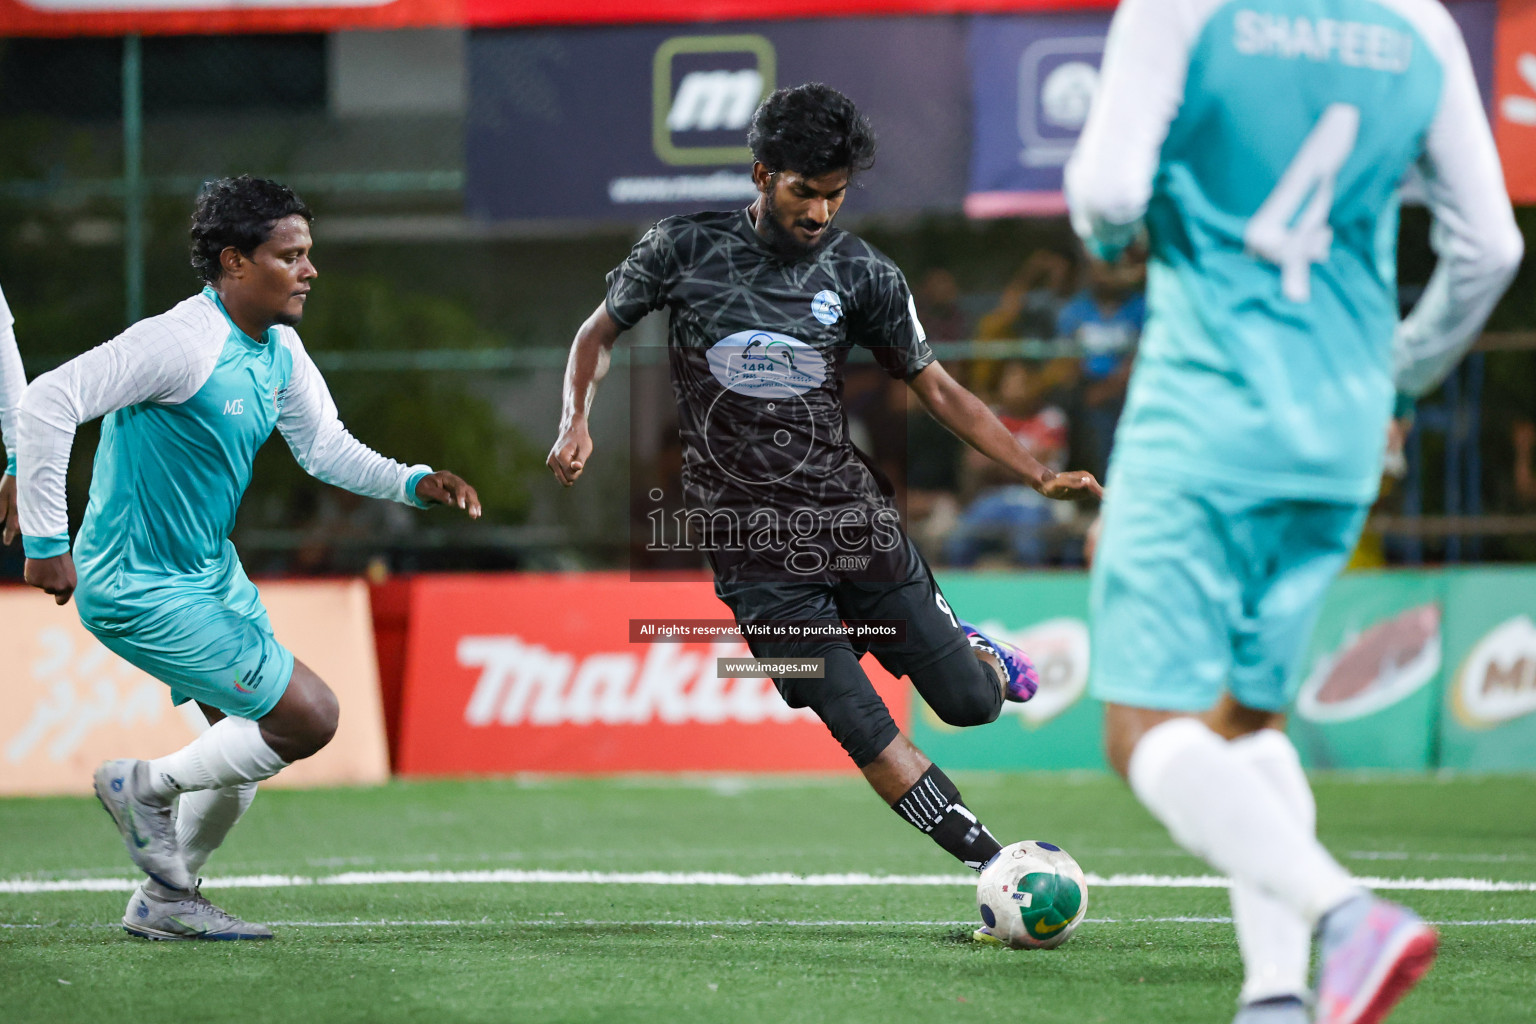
left=16, top=287, right=430, bottom=588
left=0, top=284, right=25, bottom=475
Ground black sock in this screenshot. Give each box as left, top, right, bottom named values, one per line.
left=892, top=765, right=1003, bottom=871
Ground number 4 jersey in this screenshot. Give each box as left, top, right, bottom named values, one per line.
left=1066, top=0, right=1522, bottom=503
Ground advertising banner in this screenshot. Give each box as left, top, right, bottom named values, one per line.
left=964, top=3, right=1497, bottom=218
left=1494, top=0, right=1536, bottom=203
left=393, top=573, right=908, bottom=774
left=1439, top=568, right=1536, bottom=770
left=0, top=0, right=461, bottom=38
left=0, top=581, right=390, bottom=796
left=909, top=573, right=1103, bottom=771
left=0, top=0, right=1118, bottom=38
left=466, top=18, right=968, bottom=223
left=1288, top=572, right=1445, bottom=771
left=964, top=13, right=1111, bottom=218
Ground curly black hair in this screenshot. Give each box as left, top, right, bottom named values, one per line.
left=189, top=176, right=313, bottom=283
left=747, top=83, right=877, bottom=179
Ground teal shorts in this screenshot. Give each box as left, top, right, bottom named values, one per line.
left=77, top=558, right=294, bottom=720
left=1088, top=472, right=1368, bottom=714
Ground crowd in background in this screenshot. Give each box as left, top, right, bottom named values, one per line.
left=846, top=244, right=1147, bottom=569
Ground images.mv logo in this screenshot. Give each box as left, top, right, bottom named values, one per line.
left=652, top=34, right=776, bottom=166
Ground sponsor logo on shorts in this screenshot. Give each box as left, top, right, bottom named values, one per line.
left=232, top=652, right=270, bottom=695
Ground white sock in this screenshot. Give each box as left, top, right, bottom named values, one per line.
left=148, top=717, right=288, bottom=798
left=176, top=783, right=258, bottom=877
left=1128, top=717, right=1360, bottom=927
left=1228, top=729, right=1315, bottom=1005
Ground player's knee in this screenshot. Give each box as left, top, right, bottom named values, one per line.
left=915, top=652, right=1002, bottom=728
left=815, top=689, right=899, bottom=769
left=275, top=668, right=339, bottom=760
left=931, top=687, right=1002, bottom=728
left=302, top=685, right=340, bottom=754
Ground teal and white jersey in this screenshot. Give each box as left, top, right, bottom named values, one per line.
left=1065, top=0, right=1522, bottom=502
left=16, top=287, right=431, bottom=587
left=0, top=283, right=24, bottom=476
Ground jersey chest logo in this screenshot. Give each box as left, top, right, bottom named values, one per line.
left=811, top=290, right=842, bottom=325
left=223, top=399, right=245, bottom=416
left=707, top=330, right=826, bottom=398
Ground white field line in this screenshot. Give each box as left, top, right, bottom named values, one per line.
left=4, top=916, right=1536, bottom=930
left=4, top=869, right=1536, bottom=895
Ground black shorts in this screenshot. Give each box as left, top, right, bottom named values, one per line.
left=714, top=537, right=1002, bottom=767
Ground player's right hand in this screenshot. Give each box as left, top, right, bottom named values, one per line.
left=0, top=473, right=18, bottom=546
left=25, top=552, right=76, bottom=606
left=547, top=421, right=594, bottom=487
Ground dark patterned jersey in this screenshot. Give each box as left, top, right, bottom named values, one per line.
left=606, top=208, right=934, bottom=581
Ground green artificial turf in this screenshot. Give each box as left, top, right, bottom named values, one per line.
left=2, top=774, right=1534, bottom=1024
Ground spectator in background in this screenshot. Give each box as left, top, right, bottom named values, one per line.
left=973, top=249, right=1077, bottom=397
left=1057, top=249, right=1147, bottom=478
left=944, top=361, right=1074, bottom=567
left=913, top=267, right=969, bottom=345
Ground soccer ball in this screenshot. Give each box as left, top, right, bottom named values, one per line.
left=976, top=840, right=1088, bottom=949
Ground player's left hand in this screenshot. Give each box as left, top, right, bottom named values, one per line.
left=415, top=471, right=482, bottom=519
left=1035, top=469, right=1104, bottom=501
left=0, top=473, right=17, bottom=545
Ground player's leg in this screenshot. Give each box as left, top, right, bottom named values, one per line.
left=1097, top=487, right=1434, bottom=1024
left=1208, top=698, right=1313, bottom=1023
left=717, top=576, right=1002, bottom=871
left=852, top=536, right=1034, bottom=721
left=88, top=577, right=333, bottom=895
left=1228, top=505, right=1437, bottom=1024
left=144, top=657, right=335, bottom=797
left=833, top=560, right=1011, bottom=870
left=176, top=704, right=258, bottom=878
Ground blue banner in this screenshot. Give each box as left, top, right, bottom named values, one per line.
left=467, top=19, right=968, bottom=223
left=965, top=13, right=1111, bottom=217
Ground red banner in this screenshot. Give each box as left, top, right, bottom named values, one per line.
left=0, top=0, right=1112, bottom=38
left=0, top=0, right=460, bottom=37
left=1495, top=0, right=1536, bottom=203
left=394, top=573, right=909, bottom=774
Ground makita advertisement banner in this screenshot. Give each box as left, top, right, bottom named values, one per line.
left=466, top=18, right=968, bottom=223
left=0, top=581, right=390, bottom=796
left=393, top=573, right=910, bottom=774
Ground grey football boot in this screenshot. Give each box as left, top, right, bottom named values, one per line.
left=123, top=882, right=274, bottom=941
left=92, top=759, right=192, bottom=893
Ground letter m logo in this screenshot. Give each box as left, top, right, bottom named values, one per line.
left=652, top=34, right=775, bottom=167
left=223, top=399, right=245, bottom=415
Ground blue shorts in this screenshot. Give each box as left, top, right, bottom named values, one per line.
left=77, top=558, right=294, bottom=720
left=1088, top=472, right=1368, bottom=713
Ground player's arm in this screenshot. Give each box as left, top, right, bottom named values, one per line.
left=276, top=334, right=480, bottom=518
left=1062, top=0, right=1191, bottom=261
left=906, top=362, right=1102, bottom=501
left=547, top=303, right=622, bottom=487
left=0, top=286, right=26, bottom=545
left=549, top=222, right=670, bottom=487
left=1392, top=17, right=1524, bottom=397
left=17, top=325, right=202, bottom=604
